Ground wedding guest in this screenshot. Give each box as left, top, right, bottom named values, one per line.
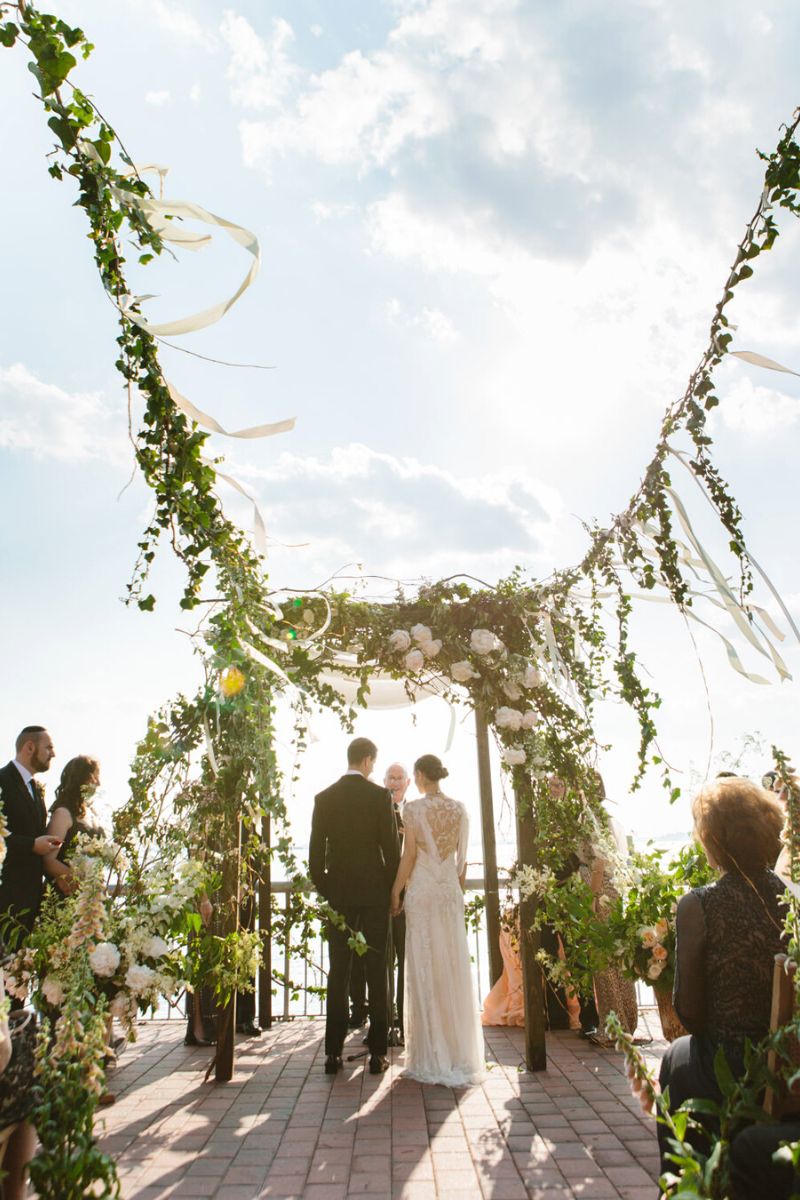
left=43, top=755, right=106, bottom=892
left=0, top=727, right=65, bottom=937
left=729, top=1119, right=800, bottom=1199
left=657, top=777, right=786, bottom=1175
left=481, top=906, right=525, bottom=1027
left=0, top=970, right=37, bottom=1200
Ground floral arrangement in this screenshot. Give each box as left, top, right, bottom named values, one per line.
left=522, top=842, right=716, bottom=996
left=5, top=834, right=206, bottom=1035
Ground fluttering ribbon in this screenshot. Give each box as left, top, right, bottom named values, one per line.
left=729, top=350, right=800, bottom=377
left=202, top=459, right=267, bottom=557
left=168, top=382, right=295, bottom=441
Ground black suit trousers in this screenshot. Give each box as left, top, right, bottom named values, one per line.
left=326, top=905, right=389, bottom=1057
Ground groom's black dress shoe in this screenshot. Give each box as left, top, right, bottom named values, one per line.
left=324, top=1055, right=343, bottom=1075
left=368, top=1054, right=389, bottom=1075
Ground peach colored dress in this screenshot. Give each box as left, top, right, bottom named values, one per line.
left=481, top=928, right=525, bottom=1026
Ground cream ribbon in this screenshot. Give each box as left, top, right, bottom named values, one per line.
left=729, top=350, right=800, bottom=377
left=167, top=382, right=294, bottom=441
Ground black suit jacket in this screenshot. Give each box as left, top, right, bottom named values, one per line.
left=0, top=761, right=47, bottom=927
left=309, top=773, right=400, bottom=910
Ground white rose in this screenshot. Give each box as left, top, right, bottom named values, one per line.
left=410, top=624, right=432, bottom=644
left=502, top=679, right=522, bottom=701
left=142, top=936, right=170, bottom=960
left=404, top=648, right=425, bottom=672
left=647, top=960, right=665, bottom=980
left=125, top=963, right=157, bottom=996
left=495, top=706, right=523, bottom=731
left=523, top=663, right=543, bottom=689
left=522, top=710, right=540, bottom=729
left=470, top=629, right=501, bottom=655
left=388, top=629, right=411, bottom=652
left=42, top=977, right=65, bottom=1007
left=420, top=639, right=442, bottom=658
left=88, top=942, right=121, bottom=979
left=501, top=746, right=527, bottom=767
left=450, top=660, right=477, bottom=683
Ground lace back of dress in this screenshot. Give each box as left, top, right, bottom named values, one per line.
left=415, top=795, right=463, bottom=864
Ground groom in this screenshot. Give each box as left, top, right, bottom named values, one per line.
left=309, top=737, right=400, bottom=1075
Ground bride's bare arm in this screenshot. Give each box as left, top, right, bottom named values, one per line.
left=390, top=819, right=417, bottom=915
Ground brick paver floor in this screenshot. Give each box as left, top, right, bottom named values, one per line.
left=96, top=1019, right=666, bottom=1199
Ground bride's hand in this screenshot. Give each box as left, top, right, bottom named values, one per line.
left=390, top=891, right=403, bottom=917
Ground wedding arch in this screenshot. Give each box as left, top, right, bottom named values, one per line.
left=4, top=0, right=800, bottom=1165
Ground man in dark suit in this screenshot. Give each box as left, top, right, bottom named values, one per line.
left=309, top=737, right=400, bottom=1075
left=0, top=726, right=64, bottom=939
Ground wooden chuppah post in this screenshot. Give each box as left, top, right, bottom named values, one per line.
left=515, top=785, right=547, bottom=1071
left=474, top=707, right=503, bottom=987
left=214, top=803, right=242, bottom=1083
left=259, top=813, right=272, bottom=1030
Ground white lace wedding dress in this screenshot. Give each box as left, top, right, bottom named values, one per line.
left=403, top=793, right=485, bottom=1086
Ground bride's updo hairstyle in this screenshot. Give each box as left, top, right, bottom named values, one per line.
left=414, top=754, right=449, bottom=782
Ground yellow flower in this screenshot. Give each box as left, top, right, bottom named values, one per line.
left=219, top=666, right=246, bottom=697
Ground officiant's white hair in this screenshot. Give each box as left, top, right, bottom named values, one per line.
left=385, top=762, right=408, bottom=779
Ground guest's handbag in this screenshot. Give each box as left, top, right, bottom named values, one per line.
left=0, top=1009, right=37, bottom=1128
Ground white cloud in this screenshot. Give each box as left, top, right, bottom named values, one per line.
left=189, top=84, right=202, bottom=103
left=719, top=377, right=800, bottom=435
left=145, top=89, right=171, bottom=106
left=219, top=11, right=299, bottom=110
left=385, top=297, right=460, bottom=343
left=150, top=0, right=217, bottom=49
left=227, top=441, right=564, bottom=580
left=0, top=364, right=129, bottom=466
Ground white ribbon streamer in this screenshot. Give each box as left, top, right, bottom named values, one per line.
left=167, top=381, right=295, bottom=441
left=729, top=350, right=800, bottom=377
left=211, top=467, right=267, bottom=557
left=118, top=195, right=260, bottom=336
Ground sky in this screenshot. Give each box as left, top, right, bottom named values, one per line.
left=1, top=0, right=800, bottom=861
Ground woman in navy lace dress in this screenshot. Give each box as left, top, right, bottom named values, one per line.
left=658, top=777, right=787, bottom=1175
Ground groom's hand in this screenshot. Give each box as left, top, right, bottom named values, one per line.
left=390, top=892, right=403, bottom=917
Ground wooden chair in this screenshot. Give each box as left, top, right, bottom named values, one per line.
left=764, top=953, right=800, bottom=1118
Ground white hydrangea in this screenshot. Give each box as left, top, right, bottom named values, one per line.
left=502, top=679, right=522, bottom=702
left=125, top=963, right=157, bottom=995
left=410, top=624, right=432, bottom=644
left=522, top=710, right=540, bottom=729
left=141, top=936, right=170, bottom=960
left=404, top=648, right=424, bottom=672
left=501, top=746, right=527, bottom=766
left=41, top=976, right=66, bottom=1007
left=495, top=706, right=523, bottom=731
left=522, top=663, right=543, bottom=689
left=89, top=942, right=121, bottom=978
left=420, top=639, right=442, bottom=658
left=470, top=628, right=502, bottom=655
left=388, top=629, right=411, bottom=652
left=450, top=660, right=477, bottom=683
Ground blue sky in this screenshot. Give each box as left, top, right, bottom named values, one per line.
left=2, top=0, right=800, bottom=850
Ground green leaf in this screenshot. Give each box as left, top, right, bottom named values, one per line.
left=138, top=594, right=156, bottom=612
left=0, top=22, right=19, bottom=47
left=713, top=1045, right=737, bottom=1098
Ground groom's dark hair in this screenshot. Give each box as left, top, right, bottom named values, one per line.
left=348, top=737, right=377, bottom=765
left=16, top=725, right=47, bottom=752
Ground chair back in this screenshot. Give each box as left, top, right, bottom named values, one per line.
left=764, top=953, right=800, bottom=1118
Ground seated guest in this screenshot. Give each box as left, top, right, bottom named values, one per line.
left=0, top=970, right=37, bottom=1199
left=658, top=777, right=787, bottom=1176
left=729, top=1120, right=800, bottom=1199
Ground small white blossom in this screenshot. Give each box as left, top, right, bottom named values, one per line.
left=125, top=963, right=157, bottom=995
left=501, top=746, right=527, bottom=767
left=410, top=624, right=432, bottom=644
left=404, top=648, right=425, bottom=672
left=470, top=629, right=502, bottom=655
left=495, top=706, right=523, bottom=731
left=141, top=936, right=170, bottom=960
left=89, top=942, right=122, bottom=978
left=522, top=663, right=543, bottom=689
left=41, top=977, right=66, bottom=1007
left=388, top=629, right=411, bottom=652
left=450, top=660, right=477, bottom=683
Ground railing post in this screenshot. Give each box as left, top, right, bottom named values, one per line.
left=515, top=786, right=547, bottom=1071
left=475, top=708, right=503, bottom=987
left=283, top=890, right=291, bottom=1020
left=258, top=814, right=272, bottom=1030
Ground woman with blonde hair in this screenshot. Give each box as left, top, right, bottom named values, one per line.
left=657, top=777, right=787, bottom=1175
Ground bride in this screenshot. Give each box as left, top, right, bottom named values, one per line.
left=390, top=754, right=485, bottom=1086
